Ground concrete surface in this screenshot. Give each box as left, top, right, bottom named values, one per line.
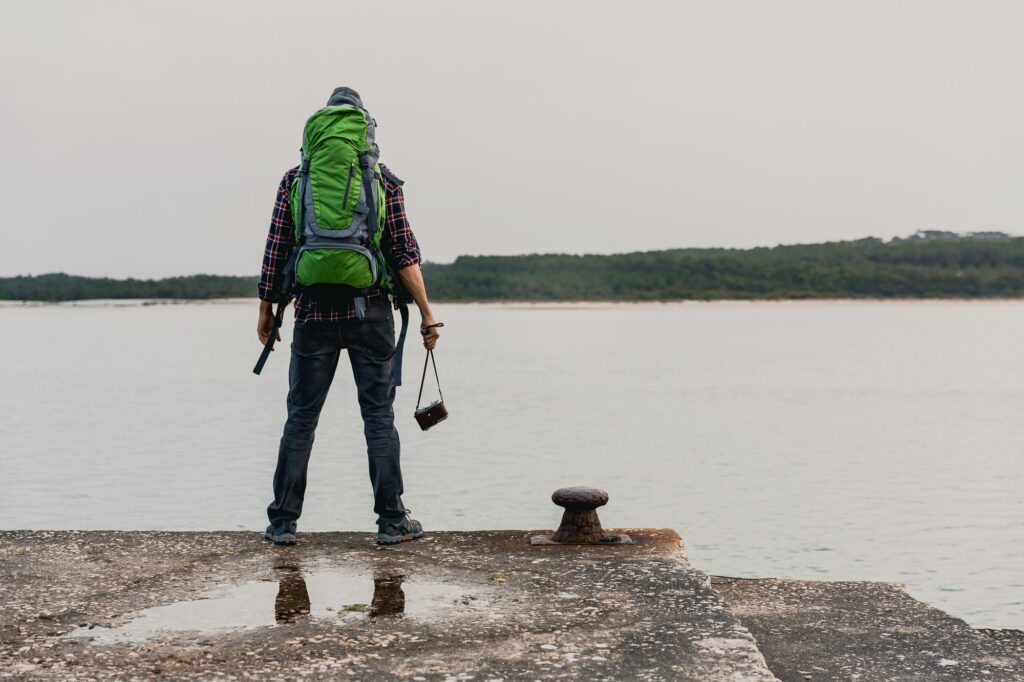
left=2, top=530, right=1021, bottom=680
left=712, top=576, right=1024, bottom=681
left=0, top=530, right=773, bottom=681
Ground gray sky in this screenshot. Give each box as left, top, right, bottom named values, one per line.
left=1, top=1, right=1021, bottom=277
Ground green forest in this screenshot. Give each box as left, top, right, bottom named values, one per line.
left=4, top=233, right=1024, bottom=302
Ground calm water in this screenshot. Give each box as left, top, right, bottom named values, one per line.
left=1, top=300, right=1022, bottom=629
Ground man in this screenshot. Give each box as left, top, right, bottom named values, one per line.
left=257, top=87, right=440, bottom=547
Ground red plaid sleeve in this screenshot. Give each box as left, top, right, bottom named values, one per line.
left=258, top=168, right=299, bottom=302
left=381, top=173, right=422, bottom=270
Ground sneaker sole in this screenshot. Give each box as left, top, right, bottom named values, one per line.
left=375, top=530, right=424, bottom=545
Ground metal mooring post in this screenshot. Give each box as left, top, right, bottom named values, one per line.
left=529, top=487, right=633, bottom=545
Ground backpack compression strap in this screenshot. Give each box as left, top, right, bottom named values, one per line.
left=359, top=152, right=383, bottom=242
left=351, top=150, right=383, bottom=324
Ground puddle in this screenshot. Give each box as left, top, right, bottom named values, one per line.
left=64, top=566, right=490, bottom=644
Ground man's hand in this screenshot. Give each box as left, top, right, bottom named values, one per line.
left=257, top=301, right=281, bottom=347
left=420, top=317, right=441, bottom=351
left=397, top=264, right=441, bottom=351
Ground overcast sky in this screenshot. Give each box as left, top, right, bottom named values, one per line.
left=1, top=1, right=1021, bottom=277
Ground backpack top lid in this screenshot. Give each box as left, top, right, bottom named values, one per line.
left=326, top=87, right=363, bottom=109
left=304, top=87, right=376, bottom=153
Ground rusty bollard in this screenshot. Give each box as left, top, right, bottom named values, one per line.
left=529, top=487, right=633, bottom=545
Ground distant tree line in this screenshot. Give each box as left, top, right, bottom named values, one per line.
left=3, top=235, right=1024, bottom=302
left=422, top=235, right=1024, bottom=301
left=0, top=273, right=258, bottom=301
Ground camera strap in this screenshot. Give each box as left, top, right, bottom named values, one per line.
left=416, top=349, right=443, bottom=410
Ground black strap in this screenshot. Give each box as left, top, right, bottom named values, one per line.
left=415, top=349, right=443, bottom=410
left=393, top=303, right=409, bottom=387
left=252, top=301, right=285, bottom=375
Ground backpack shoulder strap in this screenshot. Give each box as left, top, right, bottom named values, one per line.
left=379, top=164, right=404, bottom=186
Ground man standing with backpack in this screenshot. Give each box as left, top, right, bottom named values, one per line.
left=256, top=87, right=441, bottom=546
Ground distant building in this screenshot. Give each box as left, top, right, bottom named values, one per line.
left=915, top=230, right=961, bottom=241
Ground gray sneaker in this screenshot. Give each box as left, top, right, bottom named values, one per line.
left=265, top=524, right=297, bottom=546
left=376, top=516, right=424, bottom=545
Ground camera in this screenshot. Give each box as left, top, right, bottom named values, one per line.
left=414, top=399, right=448, bottom=431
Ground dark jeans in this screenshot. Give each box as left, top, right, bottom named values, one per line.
left=267, top=297, right=406, bottom=530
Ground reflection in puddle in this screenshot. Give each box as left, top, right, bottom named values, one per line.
left=64, top=565, right=486, bottom=644
left=370, top=575, right=405, bottom=617
left=274, top=566, right=310, bottom=624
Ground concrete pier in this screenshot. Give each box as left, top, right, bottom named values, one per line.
left=1, top=530, right=1021, bottom=680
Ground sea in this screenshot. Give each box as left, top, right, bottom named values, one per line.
left=1, top=299, right=1021, bottom=629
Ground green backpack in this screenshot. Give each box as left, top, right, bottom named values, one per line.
left=254, top=88, right=411, bottom=379
left=289, top=87, right=391, bottom=300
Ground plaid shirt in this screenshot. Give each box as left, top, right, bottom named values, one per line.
left=259, top=166, right=421, bottom=322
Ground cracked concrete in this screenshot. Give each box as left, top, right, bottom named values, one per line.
left=712, top=576, right=1024, bottom=681
left=0, top=530, right=773, bottom=681
left=2, top=530, right=1021, bottom=680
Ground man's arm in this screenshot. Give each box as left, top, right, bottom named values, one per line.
left=380, top=168, right=440, bottom=350
left=397, top=264, right=439, bottom=350
left=257, top=170, right=298, bottom=347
